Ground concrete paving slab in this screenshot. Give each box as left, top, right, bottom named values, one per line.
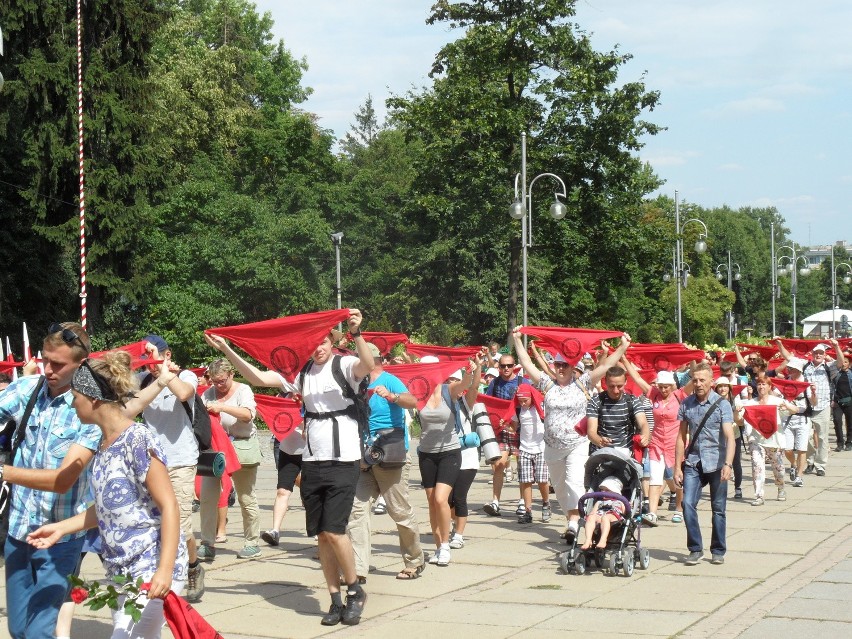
left=535, top=606, right=703, bottom=635
left=585, top=573, right=747, bottom=612
left=764, top=596, right=852, bottom=622
left=738, top=618, right=852, bottom=639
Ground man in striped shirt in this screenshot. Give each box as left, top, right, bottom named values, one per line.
left=0, top=322, right=101, bottom=639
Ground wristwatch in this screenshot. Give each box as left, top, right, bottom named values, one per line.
left=724, top=462, right=733, bottom=468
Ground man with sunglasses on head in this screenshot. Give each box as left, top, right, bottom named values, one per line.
left=0, top=322, right=101, bottom=639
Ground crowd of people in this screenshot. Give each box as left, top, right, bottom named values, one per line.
left=1, top=316, right=851, bottom=638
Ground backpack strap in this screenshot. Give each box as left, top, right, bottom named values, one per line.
left=10, top=376, right=46, bottom=458
left=442, top=384, right=463, bottom=434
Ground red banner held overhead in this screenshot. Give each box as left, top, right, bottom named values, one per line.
left=360, top=332, right=408, bottom=356
left=383, top=361, right=470, bottom=409
left=404, top=343, right=481, bottom=362
left=90, top=340, right=160, bottom=370
left=205, top=309, right=350, bottom=382
left=519, top=326, right=623, bottom=365
left=736, top=344, right=780, bottom=362
left=625, top=344, right=705, bottom=371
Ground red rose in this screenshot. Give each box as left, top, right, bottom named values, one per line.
left=70, top=586, right=89, bottom=604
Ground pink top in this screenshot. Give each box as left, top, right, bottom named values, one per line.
left=647, top=386, right=689, bottom=465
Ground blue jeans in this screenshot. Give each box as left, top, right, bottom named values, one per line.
left=5, top=534, right=86, bottom=639
left=682, top=463, right=727, bottom=556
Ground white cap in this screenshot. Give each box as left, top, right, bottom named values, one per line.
left=554, top=353, right=568, bottom=364
left=655, top=370, right=676, bottom=385
left=420, top=355, right=440, bottom=363
left=574, top=361, right=585, bottom=373
left=713, top=377, right=732, bottom=387
left=787, top=357, right=806, bottom=372
left=600, top=475, right=623, bottom=493
left=485, top=367, right=498, bottom=377
left=813, top=343, right=828, bottom=352
left=449, top=368, right=465, bottom=380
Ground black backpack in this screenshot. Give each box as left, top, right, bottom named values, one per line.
left=141, top=374, right=212, bottom=451
left=299, top=355, right=371, bottom=455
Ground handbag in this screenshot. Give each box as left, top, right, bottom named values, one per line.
left=680, top=396, right=725, bottom=472
left=0, top=376, right=46, bottom=549
left=231, top=434, right=261, bottom=466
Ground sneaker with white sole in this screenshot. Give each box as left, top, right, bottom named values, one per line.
left=185, top=564, right=205, bottom=603
left=751, top=496, right=765, bottom=506
left=435, top=547, right=451, bottom=566
left=793, top=476, right=803, bottom=487
left=260, top=529, right=280, bottom=546
left=541, top=504, right=551, bottom=522
left=515, top=502, right=526, bottom=516
left=483, top=501, right=501, bottom=517
left=777, top=489, right=787, bottom=501
left=237, top=545, right=262, bottom=559
left=449, top=534, right=465, bottom=549
left=429, top=552, right=439, bottom=564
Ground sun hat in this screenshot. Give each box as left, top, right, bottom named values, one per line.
left=654, top=371, right=675, bottom=385
left=599, top=476, right=623, bottom=493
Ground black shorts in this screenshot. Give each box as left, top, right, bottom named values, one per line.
left=449, top=468, right=477, bottom=517
left=300, top=460, right=360, bottom=537
left=276, top=450, right=303, bottom=491
left=418, top=448, right=462, bottom=489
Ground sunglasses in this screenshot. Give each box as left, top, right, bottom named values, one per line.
left=554, top=362, right=570, bottom=369
left=48, top=323, right=89, bottom=353
left=499, top=364, right=514, bottom=369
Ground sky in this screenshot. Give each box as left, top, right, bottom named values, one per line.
left=256, top=1, right=852, bottom=247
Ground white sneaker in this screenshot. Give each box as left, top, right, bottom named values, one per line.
left=449, top=534, right=465, bottom=549
left=429, top=551, right=440, bottom=565
left=435, top=547, right=451, bottom=566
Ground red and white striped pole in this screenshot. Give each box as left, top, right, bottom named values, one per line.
left=76, top=0, right=87, bottom=330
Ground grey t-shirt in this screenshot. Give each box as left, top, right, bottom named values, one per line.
left=418, top=393, right=461, bottom=454
left=140, top=369, right=199, bottom=468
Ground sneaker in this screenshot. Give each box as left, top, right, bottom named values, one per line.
left=185, top=564, right=205, bottom=603
left=505, top=468, right=514, bottom=483
left=751, top=496, right=765, bottom=506
left=845, top=442, right=852, bottom=452
left=260, top=529, right=280, bottom=546
left=449, top=534, right=465, bottom=549
left=641, top=500, right=650, bottom=516
left=668, top=494, right=677, bottom=511
left=816, top=468, right=826, bottom=477
left=793, top=476, right=803, bottom=487
left=515, top=502, right=526, bottom=516
left=788, top=466, right=796, bottom=481
left=428, top=552, right=439, bottom=565
left=196, top=543, right=216, bottom=562
left=541, top=504, right=551, bottom=522
left=435, top=547, right=451, bottom=566
left=561, top=523, right=579, bottom=544
left=671, top=512, right=683, bottom=523
left=518, top=511, right=533, bottom=524
left=483, top=501, right=501, bottom=517
left=372, top=498, right=387, bottom=515
left=685, top=551, right=704, bottom=565
left=321, top=602, right=344, bottom=626
left=341, top=587, right=367, bottom=626
left=835, top=444, right=844, bottom=452
left=237, top=545, right=262, bottom=559
left=804, top=463, right=816, bottom=474
left=734, top=488, right=743, bottom=499
left=777, top=489, right=787, bottom=502
left=711, top=554, right=725, bottom=565
left=641, top=512, right=658, bottom=527
left=191, top=499, right=200, bottom=513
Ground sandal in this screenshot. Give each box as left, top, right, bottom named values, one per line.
left=215, top=535, right=227, bottom=543
left=396, top=565, right=425, bottom=580
left=671, top=512, right=683, bottom=523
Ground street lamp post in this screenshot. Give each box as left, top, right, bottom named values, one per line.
left=831, top=250, right=852, bottom=337
left=715, top=251, right=742, bottom=340
left=509, top=132, right=568, bottom=336
left=669, top=191, right=709, bottom=343
left=330, top=232, right=344, bottom=330
left=776, top=245, right=810, bottom=337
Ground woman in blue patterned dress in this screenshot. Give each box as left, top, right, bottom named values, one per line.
left=27, top=351, right=187, bottom=639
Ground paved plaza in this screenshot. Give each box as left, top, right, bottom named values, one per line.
left=3, top=435, right=852, bottom=638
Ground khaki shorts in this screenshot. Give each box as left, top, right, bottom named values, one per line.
left=169, top=465, right=197, bottom=540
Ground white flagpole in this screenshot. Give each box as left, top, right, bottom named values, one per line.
left=6, top=337, right=17, bottom=382
left=22, top=322, right=31, bottom=362
left=36, top=350, right=45, bottom=376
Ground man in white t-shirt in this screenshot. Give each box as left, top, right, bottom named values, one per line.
left=138, top=334, right=203, bottom=602
left=205, top=310, right=374, bottom=627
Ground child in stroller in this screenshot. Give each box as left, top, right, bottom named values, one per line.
left=560, top=447, right=650, bottom=576
left=579, top=476, right=626, bottom=550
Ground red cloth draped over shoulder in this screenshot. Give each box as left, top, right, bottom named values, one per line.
left=205, top=309, right=350, bottom=382
left=253, top=394, right=303, bottom=439
left=478, top=394, right=513, bottom=438
left=207, top=413, right=241, bottom=475
left=404, top=343, right=481, bottom=361
left=382, top=361, right=468, bottom=409
left=360, top=332, right=408, bottom=356
left=500, top=385, right=545, bottom=423
left=519, top=326, right=622, bottom=365
left=769, top=378, right=811, bottom=401
left=743, top=404, right=778, bottom=438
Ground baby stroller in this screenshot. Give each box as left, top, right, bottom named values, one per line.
left=559, top=447, right=650, bottom=577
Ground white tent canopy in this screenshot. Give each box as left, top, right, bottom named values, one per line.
left=801, top=309, right=852, bottom=338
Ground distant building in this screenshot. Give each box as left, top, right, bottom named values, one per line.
left=804, top=241, right=851, bottom=268
left=802, top=308, right=852, bottom=338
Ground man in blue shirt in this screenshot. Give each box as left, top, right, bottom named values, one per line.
left=346, top=344, right=425, bottom=581
left=674, top=362, right=735, bottom=567
left=0, top=322, right=101, bottom=639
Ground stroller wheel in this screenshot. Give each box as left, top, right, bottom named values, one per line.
left=621, top=549, right=635, bottom=577
left=559, top=551, right=573, bottom=574
left=608, top=551, right=619, bottom=576
left=574, top=553, right=587, bottom=575
left=635, top=547, right=651, bottom=570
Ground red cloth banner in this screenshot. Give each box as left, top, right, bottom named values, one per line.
left=520, top=326, right=623, bottom=365
left=205, top=309, right=350, bottom=382
left=160, top=589, right=224, bottom=639
left=0, top=361, right=22, bottom=374
left=207, top=413, right=241, bottom=475
left=383, top=361, right=469, bottom=409
left=777, top=338, right=830, bottom=358
left=769, top=378, right=811, bottom=401
left=736, top=343, right=780, bottom=361
left=253, top=394, right=303, bottom=439
left=743, top=404, right=778, bottom=438
left=477, top=394, right=513, bottom=438
left=90, top=340, right=155, bottom=370
left=404, top=343, right=481, bottom=361
left=625, top=345, right=705, bottom=371
left=360, top=332, right=408, bottom=356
